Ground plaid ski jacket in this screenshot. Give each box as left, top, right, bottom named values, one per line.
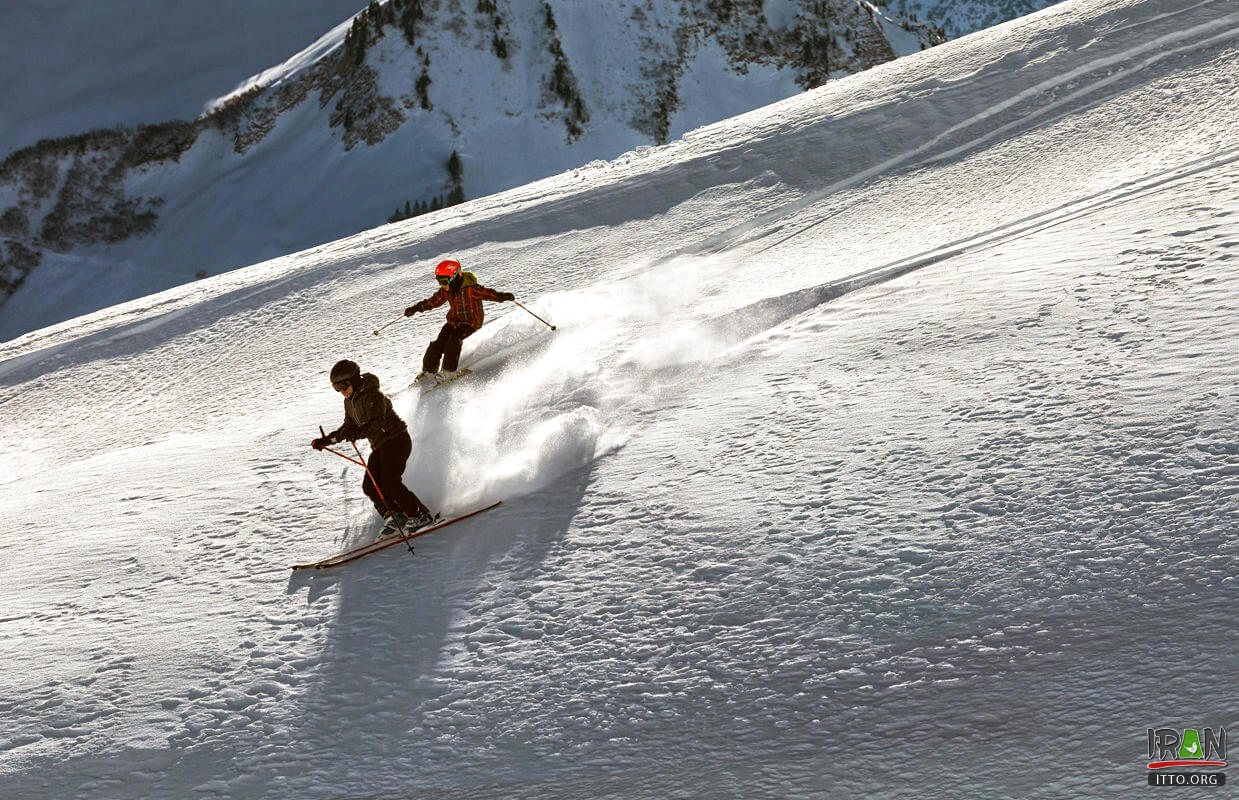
left=410, top=272, right=506, bottom=329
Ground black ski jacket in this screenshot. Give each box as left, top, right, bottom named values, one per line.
left=325, top=373, right=407, bottom=450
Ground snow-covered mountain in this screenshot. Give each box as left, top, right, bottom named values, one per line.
left=887, top=0, right=1060, bottom=37
left=1, top=0, right=1235, bottom=797
left=0, top=0, right=1061, bottom=342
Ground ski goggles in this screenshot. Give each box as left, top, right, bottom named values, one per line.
left=332, top=380, right=351, bottom=392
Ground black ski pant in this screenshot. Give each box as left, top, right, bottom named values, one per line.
left=362, top=431, right=430, bottom=518
left=422, top=322, right=477, bottom=373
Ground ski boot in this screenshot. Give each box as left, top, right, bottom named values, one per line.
left=434, top=369, right=471, bottom=387
left=379, top=513, right=407, bottom=538
left=407, top=509, right=439, bottom=531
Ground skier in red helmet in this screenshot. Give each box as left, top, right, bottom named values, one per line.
left=403, top=259, right=515, bottom=380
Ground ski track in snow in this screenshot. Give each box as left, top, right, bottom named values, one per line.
left=0, top=0, right=1237, bottom=797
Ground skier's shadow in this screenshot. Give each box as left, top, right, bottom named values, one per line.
left=284, top=462, right=591, bottom=770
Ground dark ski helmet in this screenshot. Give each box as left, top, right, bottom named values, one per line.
left=330, top=359, right=361, bottom=390
left=435, top=259, right=461, bottom=283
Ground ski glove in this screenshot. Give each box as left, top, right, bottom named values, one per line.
left=496, top=292, right=515, bottom=302
left=311, top=437, right=327, bottom=451
left=404, top=305, right=418, bottom=317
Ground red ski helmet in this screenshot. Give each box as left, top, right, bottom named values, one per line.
left=434, top=259, right=461, bottom=280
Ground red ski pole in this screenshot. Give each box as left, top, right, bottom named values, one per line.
left=318, top=426, right=415, bottom=553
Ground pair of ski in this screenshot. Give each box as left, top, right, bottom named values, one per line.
left=399, top=368, right=472, bottom=397
left=422, top=368, right=471, bottom=392
left=291, top=501, right=501, bottom=571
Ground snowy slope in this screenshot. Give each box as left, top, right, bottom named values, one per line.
left=1, top=0, right=1237, bottom=797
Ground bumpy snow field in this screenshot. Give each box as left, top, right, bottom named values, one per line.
left=1, top=0, right=1236, bottom=797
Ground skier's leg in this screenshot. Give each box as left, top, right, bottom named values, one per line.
left=441, top=324, right=476, bottom=372
left=422, top=324, right=453, bottom=373
left=372, top=434, right=430, bottom=517
left=366, top=442, right=393, bottom=510
left=360, top=468, right=386, bottom=517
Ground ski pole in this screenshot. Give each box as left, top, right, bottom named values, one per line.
left=319, top=442, right=365, bottom=467
left=372, top=313, right=406, bottom=336
left=346, top=438, right=417, bottom=555
left=513, top=300, right=556, bottom=331
left=318, top=426, right=415, bottom=554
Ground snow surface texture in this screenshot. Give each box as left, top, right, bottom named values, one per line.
left=1, top=0, right=1237, bottom=797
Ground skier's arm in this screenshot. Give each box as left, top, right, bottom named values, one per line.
left=404, top=289, right=449, bottom=316
left=475, top=285, right=514, bottom=302
left=327, top=415, right=360, bottom=443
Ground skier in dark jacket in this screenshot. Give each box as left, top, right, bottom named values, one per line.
left=311, top=359, right=435, bottom=535
left=404, top=259, right=514, bottom=381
